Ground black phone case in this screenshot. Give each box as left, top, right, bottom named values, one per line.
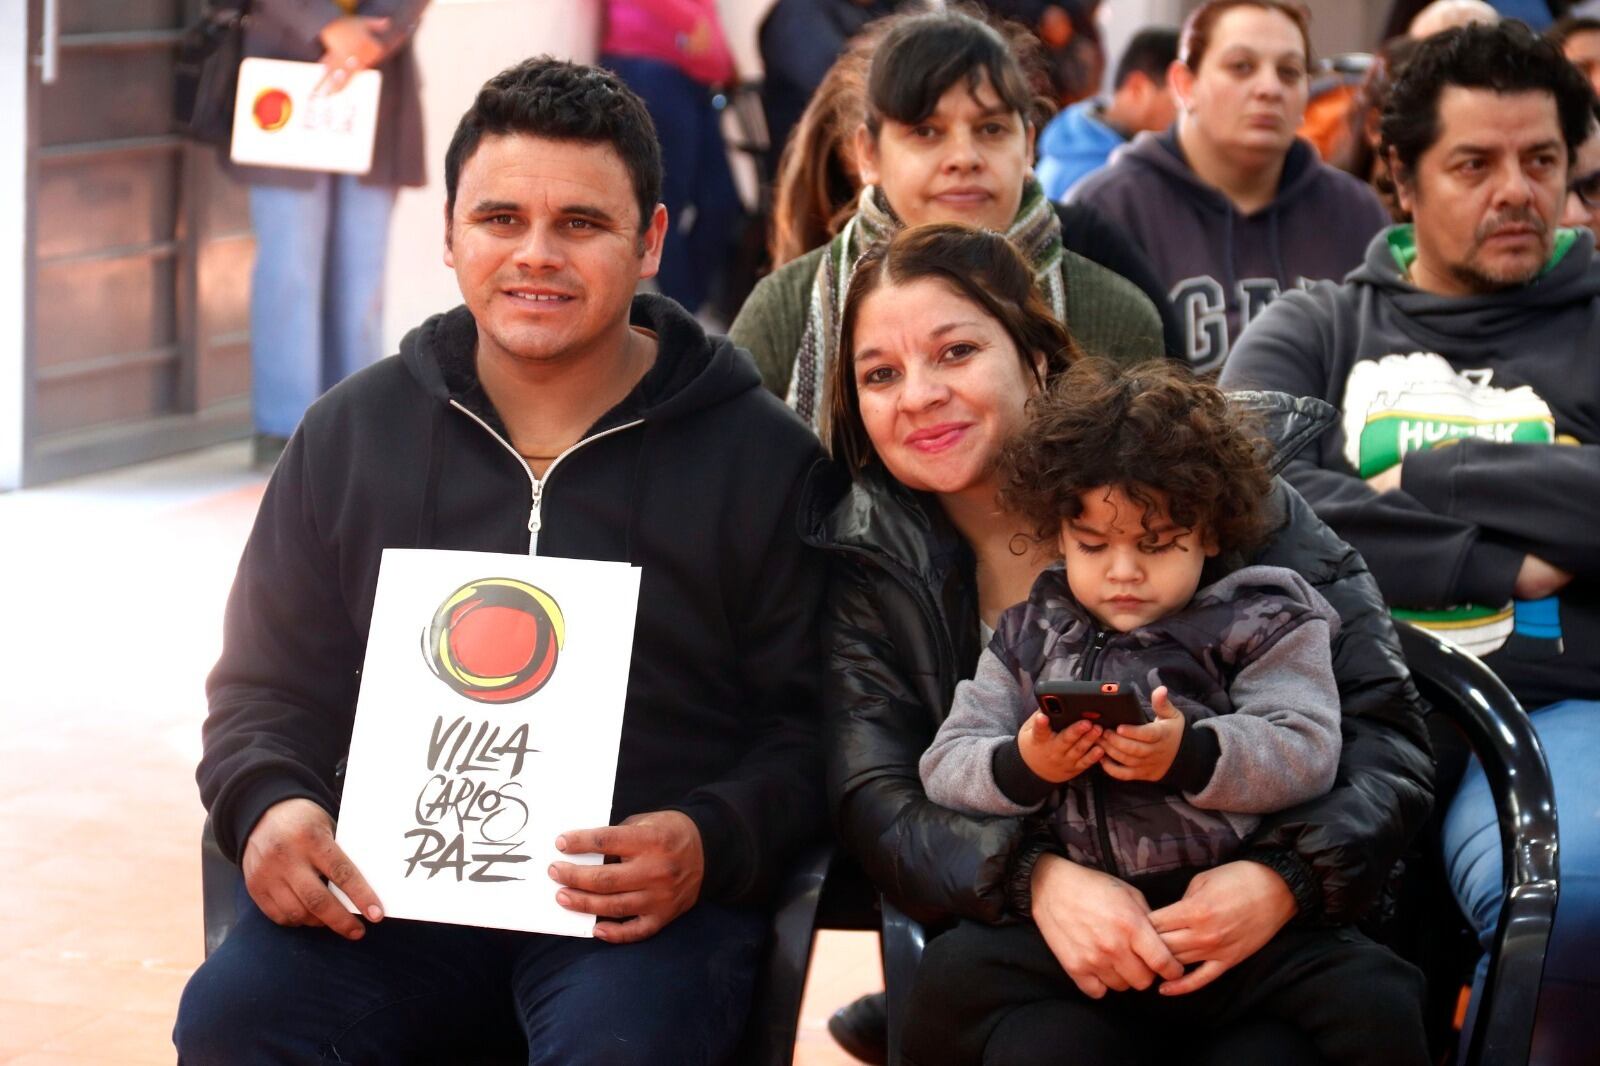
left=1035, top=680, right=1149, bottom=731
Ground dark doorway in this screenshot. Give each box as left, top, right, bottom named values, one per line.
left=22, top=0, right=252, bottom=486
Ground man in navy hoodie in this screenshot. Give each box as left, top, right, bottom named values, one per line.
left=174, top=58, right=827, bottom=1064
left=1222, top=21, right=1600, bottom=1054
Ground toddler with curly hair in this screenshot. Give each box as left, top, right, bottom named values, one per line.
left=924, top=356, right=1344, bottom=845
left=914, top=356, right=1380, bottom=1061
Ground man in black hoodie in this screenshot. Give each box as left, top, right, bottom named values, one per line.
left=174, top=58, right=827, bottom=1065
left=1222, top=21, right=1600, bottom=1052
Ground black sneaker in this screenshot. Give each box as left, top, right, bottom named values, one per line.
left=827, top=990, right=888, bottom=1065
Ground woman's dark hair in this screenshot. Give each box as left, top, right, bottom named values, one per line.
left=1381, top=21, right=1597, bottom=183
left=445, top=57, right=661, bottom=232
left=997, top=358, right=1273, bottom=556
left=768, top=7, right=1055, bottom=264
left=768, top=19, right=887, bottom=267
left=1179, top=0, right=1312, bottom=71
left=827, top=223, right=1082, bottom=473
left=863, top=6, right=1051, bottom=140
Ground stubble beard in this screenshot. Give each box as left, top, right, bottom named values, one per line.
left=1447, top=210, right=1551, bottom=294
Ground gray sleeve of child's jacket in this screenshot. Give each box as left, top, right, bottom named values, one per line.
left=919, top=648, right=1043, bottom=817
left=1186, top=617, right=1342, bottom=814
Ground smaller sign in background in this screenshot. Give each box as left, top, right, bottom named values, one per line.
left=335, top=548, right=641, bottom=937
left=230, top=57, right=382, bottom=175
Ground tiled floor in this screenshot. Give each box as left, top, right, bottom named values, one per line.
left=0, top=443, right=880, bottom=1064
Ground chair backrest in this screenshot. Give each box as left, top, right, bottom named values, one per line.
left=1393, top=621, right=1558, bottom=1066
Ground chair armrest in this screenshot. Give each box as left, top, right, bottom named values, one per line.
left=1394, top=621, right=1558, bottom=1066
left=738, top=840, right=833, bottom=1066
left=880, top=895, right=926, bottom=1066
left=201, top=813, right=243, bottom=958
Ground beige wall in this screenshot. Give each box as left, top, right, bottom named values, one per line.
left=382, top=0, right=603, bottom=352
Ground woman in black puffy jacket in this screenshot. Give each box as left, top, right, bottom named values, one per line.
left=805, top=224, right=1433, bottom=1063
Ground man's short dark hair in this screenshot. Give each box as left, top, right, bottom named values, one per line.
left=1381, top=21, right=1596, bottom=181
left=1547, top=16, right=1600, bottom=50
left=1113, top=27, right=1180, bottom=91
left=444, top=57, right=662, bottom=231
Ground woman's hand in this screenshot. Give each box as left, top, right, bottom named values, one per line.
left=1100, top=685, right=1183, bottom=782
left=316, top=15, right=391, bottom=95
left=1018, top=712, right=1103, bottom=783
left=1147, top=860, right=1298, bottom=995
left=1030, top=854, right=1184, bottom=999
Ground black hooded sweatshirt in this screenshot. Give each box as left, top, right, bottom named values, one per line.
left=200, top=294, right=828, bottom=905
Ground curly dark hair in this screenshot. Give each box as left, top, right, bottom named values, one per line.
left=1381, top=21, right=1597, bottom=183
left=997, top=358, right=1273, bottom=555
left=444, top=57, right=661, bottom=232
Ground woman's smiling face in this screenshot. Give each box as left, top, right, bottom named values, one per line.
left=851, top=276, right=1040, bottom=496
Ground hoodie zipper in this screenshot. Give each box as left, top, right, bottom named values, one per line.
left=448, top=399, right=644, bottom=555
left=1077, top=625, right=1121, bottom=879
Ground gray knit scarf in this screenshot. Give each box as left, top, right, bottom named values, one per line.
left=786, top=176, right=1066, bottom=432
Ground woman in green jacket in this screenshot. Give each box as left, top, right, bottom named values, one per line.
left=730, top=7, right=1167, bottom=430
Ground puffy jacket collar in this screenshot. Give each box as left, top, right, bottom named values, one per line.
left=805, top=461, right=970, bottom=581
left=804, top=459, right=980, bottom=670
left=1226, top=391, right=1338, bottom=475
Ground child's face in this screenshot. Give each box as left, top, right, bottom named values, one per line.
left=1059, top=485, right=1218, bottom=632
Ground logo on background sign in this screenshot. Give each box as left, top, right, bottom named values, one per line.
left=422, top=578, right=565, bottom=704
left=251, top=88, right=293, bottom=132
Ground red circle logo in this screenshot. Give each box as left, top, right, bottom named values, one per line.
left=422, top=578, right=565, bottom=704
left=252, top=88, right=293, bottom=132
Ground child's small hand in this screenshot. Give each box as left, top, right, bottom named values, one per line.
left=1101, top=686, right=1183, bottom=783
left=1018, top=712, right=1104, bottom=784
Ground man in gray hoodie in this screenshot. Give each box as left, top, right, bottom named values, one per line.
left=1221, top=21, right=1600, bottom=1052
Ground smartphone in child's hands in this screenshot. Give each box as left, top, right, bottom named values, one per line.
left=1036, top=680, right=1149, bottom=732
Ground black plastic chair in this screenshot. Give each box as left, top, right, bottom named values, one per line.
left=880, top=895, right=926, bottom=1066
left=870, top=622, right=1560, bottom=1066
left=201, top=821, right=832, bottom=1066
left=1394, top=620, right=1559, bottom=1066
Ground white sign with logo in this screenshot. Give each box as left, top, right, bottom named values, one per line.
left=229, top=57, right=382, bottom=175
left=333, top=548, right=641, bottom=937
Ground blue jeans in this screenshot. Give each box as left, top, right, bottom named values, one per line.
left=249, top=175, right=397, bottom=438
left=601, top=55, right=741, bottom=314
left=174, top=880, right=765, bottom=1064
left=1443, top=698, right=1600, bottom=1061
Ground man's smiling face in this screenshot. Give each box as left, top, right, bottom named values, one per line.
left=445, top=133, right=665, bottom=371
